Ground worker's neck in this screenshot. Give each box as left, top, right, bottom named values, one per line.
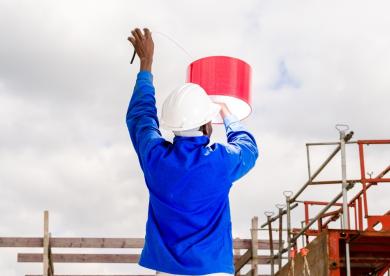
left=173, top=130, right=204, bottom=137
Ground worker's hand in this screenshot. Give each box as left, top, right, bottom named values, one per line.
left=128, top=28, right=154, bottom=72
left=214, top=102, right=232, bottom=119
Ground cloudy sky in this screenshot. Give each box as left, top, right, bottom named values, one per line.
left=1, top=0, right=389, bottom=275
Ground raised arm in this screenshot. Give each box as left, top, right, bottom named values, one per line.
left=216, top=103, right=259, bottom=182
left=126, top=28, right=164, bottom=168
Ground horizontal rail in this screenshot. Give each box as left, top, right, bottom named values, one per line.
left=260, top=203, right=299, bottom=228
left=296, top=200, right=343, bottom=206
left=18, top=253, right=276, bottom=264
left=23, top=274, right=279, bottom=276
left=357, top=140, right=390, bottom=144
left=0, top=237, right=274, bottom=250
left=18, top=253, right=140, bottom=263
left=0, top=238, right=144, bottom=248
left=306, top=141, right=358, bottom=146
left=309, top=179, right=360, bottom=185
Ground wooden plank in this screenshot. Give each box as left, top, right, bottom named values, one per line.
left=19, top=253, right=273, bottom=264
left=235, top=249, right=252, bottom=273
left=50, top=238, right=145, bottom=248
left=0, top=238, right=145, bottom=248
left=18, top=253, right=140, bottom=263
left=251, top=217, right=258, bottom=276
left=26, top=275, right=271, bottom=276
left=2, top=237, right=277, bottom=249
left=48, top=233, right=54, bottom=276
left=234, top=239, right=280, bottom=250
left=234, top=238, right=241, bottom=276
left=43, top=211, right=50, bottom=276
left=0, top=237, right=43, bottom=247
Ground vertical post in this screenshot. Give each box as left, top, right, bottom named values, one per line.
left=304, top=203, right=309, bottom=225
left=358, top=196, right=363, bottom=230
left=353, top=202, right=358, bottom=230
left=234, top=238, right=241, bottom=276
left=276, top=204, right=284, bottom=271
left=251, top=217, right=258, bottom=276
left=306, top=144, right=312, bottom=184
left=43, top=210, right=49, bottom=276
left=301, top=221, right=306, bottom=248
left=358, top=142, right=369, bottom=217
left=284, top=191, right=293, bottom=260
left=337, top=125, right=351, bottom=276
left=265, top=212, right=275, bottom=276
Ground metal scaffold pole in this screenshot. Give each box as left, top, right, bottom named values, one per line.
left=337, top=124, right=351, bottom=276
left=284, top=191, right=293, bottom=260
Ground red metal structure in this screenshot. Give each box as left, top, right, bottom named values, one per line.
left=261, top=132, right=390, bottom=276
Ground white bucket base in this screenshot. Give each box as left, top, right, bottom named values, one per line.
left=209, top=95, right=251, bottom=124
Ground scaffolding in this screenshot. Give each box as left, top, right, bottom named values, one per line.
left=258, top=127, right=390, bottom=275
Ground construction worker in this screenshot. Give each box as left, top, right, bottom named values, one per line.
left=127, top=28, right=258, bottom=275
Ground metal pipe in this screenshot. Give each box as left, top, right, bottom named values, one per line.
left=358, top=196, right=363, bottom=230
left=309, top=179, right=360, bottom=185
left=276, top=204, right=284, bottom=271
left=337, top=125, right=351, bottom=276
left=284, top=191, right=293, bottom=260
left=306, top=142, right=341, bottom=146
left=306, top=144, right=312, bottom=184
left=306, top=141, right=357, bottom=146
left=301, top=221, right=306, bottom=248
left=358, top=142, right=369, bottom=217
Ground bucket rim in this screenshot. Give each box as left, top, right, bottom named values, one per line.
left=188, top=55, right=251, bottom=68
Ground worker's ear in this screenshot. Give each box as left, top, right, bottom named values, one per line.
left=201, top=122, right=212, bottom=137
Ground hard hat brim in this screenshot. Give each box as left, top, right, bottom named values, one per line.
left=160, top=103, right=221, bottom=131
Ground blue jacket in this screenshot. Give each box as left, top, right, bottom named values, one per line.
left=126, top=71, right=258, bottom=275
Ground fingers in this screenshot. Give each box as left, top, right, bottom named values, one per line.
left=130, top=27, right=151, bottom=41
left=128, top=36, right=135, bottom=46
left=131, top=30, right=141, bottom=43
left=135, top=28, right=144, bottom=40
left=143, top=28, right=151, bottom=39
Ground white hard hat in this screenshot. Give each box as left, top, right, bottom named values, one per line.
left=160, top=83, right=221, bottom=131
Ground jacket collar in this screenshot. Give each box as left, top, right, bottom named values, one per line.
left=173, top=135, right=210, bottom=147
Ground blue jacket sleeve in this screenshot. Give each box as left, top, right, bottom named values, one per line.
left=221, top=115, right=259, bottom=182
left=126, top=71, right=164, bottom=169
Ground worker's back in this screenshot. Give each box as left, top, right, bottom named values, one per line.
left=139, top=135, right=236, bottom=274
left=126, top=71, right=258, bottom=275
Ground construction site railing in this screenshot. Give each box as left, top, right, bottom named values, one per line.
left=258, top=127, right=390, bottom=275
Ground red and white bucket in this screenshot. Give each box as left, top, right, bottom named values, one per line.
left=187, top=56, right=252, bottom=123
